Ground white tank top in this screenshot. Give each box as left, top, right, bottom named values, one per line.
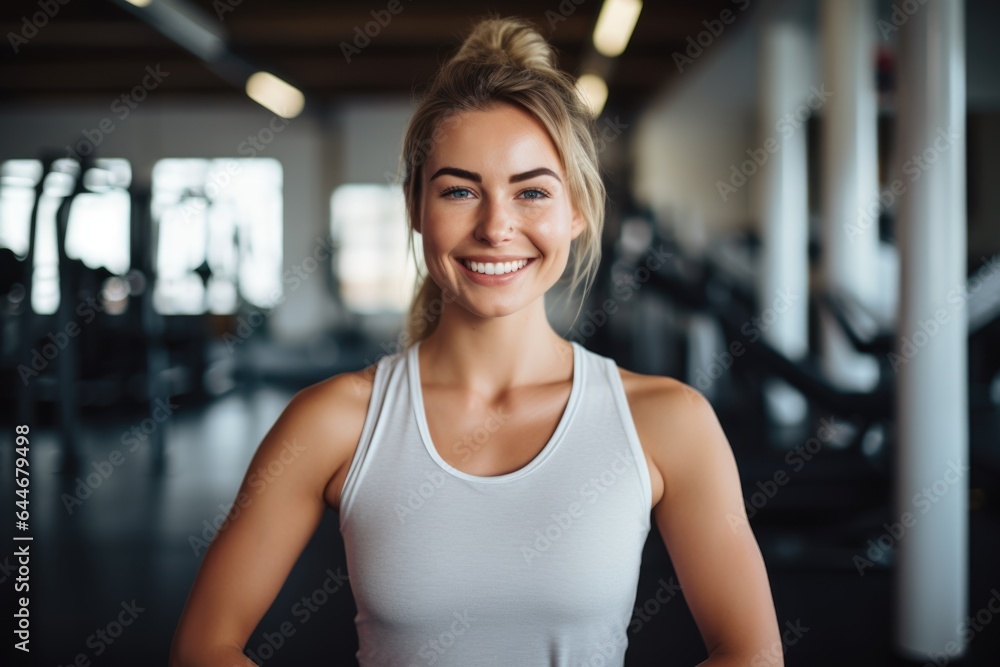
left=338, top=340, right=653, bottom=666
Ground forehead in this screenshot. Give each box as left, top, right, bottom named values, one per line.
left=425, top=103, right=564, bottom=177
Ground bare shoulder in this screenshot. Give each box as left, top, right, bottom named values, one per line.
left=617, top=367, right=780, bottom=661
left=617, top=366, right=706, bottom=409
left=616, top=366, right=729, bottom=506
left=276, top=362, right=380, bottom=511
left=293, top=362, right=378, bottom=423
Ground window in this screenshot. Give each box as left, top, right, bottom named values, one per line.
left=151, top=158, right=282, bottom=314
left=330, top=183, right=418, bottom=313
left=0, top=158, right=131, bottom=314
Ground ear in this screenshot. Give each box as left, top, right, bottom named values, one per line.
left=570, top=207, right=586, bottom=241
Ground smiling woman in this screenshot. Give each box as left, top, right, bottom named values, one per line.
left=412, top=102, right=584, bottom=307
left=398, top=20, right=604, bottom=339
left=169, top=13, right=781, bottom=667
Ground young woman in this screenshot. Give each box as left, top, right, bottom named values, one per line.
left=170, top=16, right=782, bottom=667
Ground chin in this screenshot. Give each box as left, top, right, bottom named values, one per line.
left=453, top=293, right=533, bottom=320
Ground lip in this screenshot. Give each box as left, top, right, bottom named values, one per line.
left=456, top=256, right=537, bottom=285
left=460, top=255, right=535, bottom=262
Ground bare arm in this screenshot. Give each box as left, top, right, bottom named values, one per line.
left=637, top=379, right=782, bottom=666
left=169, top=370, right=371, bottom=667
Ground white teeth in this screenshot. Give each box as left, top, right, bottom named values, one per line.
left=463, top=259, right=530, bottom=275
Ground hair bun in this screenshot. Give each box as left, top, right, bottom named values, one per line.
left=451, top=16, right=557, bottom=74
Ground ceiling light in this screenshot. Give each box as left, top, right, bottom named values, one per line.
left=593, top=0, right=643, bottom=57
left=576, top=73, right=608, bottom=118
left=245, top=71, right=305, bottom=119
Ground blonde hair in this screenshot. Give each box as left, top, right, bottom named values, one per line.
left=397, top=14, right=606, bottom=347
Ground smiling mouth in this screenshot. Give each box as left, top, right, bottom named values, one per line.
left=460, top=258, right=536, bottom=276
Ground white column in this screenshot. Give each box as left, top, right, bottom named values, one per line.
left=688, top=313, right=723, bottom=401
left=819, top=0, right=880, bottom=391
left=757, top=20, right=810, bottom=425
left=893, top=0, right=968, bottom=659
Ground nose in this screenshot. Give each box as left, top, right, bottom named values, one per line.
left=474, top=196, right=513, bottom=246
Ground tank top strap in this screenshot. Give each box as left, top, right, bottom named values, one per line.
left=598, top=353, right=654, bottom=526
left=338, top=349, right=403, bottom=531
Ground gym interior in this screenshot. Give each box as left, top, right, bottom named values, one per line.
left=1, top=0, right=998, bottom=665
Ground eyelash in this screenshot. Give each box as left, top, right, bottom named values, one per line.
left=439, top=186, right=551, bottom=200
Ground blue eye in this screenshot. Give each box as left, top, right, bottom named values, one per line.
left=442, top=187, right=472, bottom=199
left=520, top=188, right=549, bottom=200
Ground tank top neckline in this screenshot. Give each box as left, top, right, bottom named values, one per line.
left=407, top=339, right=584, bottom=484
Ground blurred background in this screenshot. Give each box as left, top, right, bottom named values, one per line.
left=0, top=0, right=998, bottom=665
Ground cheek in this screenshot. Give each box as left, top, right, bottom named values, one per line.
left=421, top=225, right=460, bottom=272
left=533, top=207, right=576, bottom=246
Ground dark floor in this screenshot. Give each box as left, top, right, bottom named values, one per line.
left=1, top=380, right=998, bottom=667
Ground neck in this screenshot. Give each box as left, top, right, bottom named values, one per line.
left=416, top=297, right=574, bottom=400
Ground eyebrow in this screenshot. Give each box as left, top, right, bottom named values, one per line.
left=428, top=166, right=562, bottom=184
